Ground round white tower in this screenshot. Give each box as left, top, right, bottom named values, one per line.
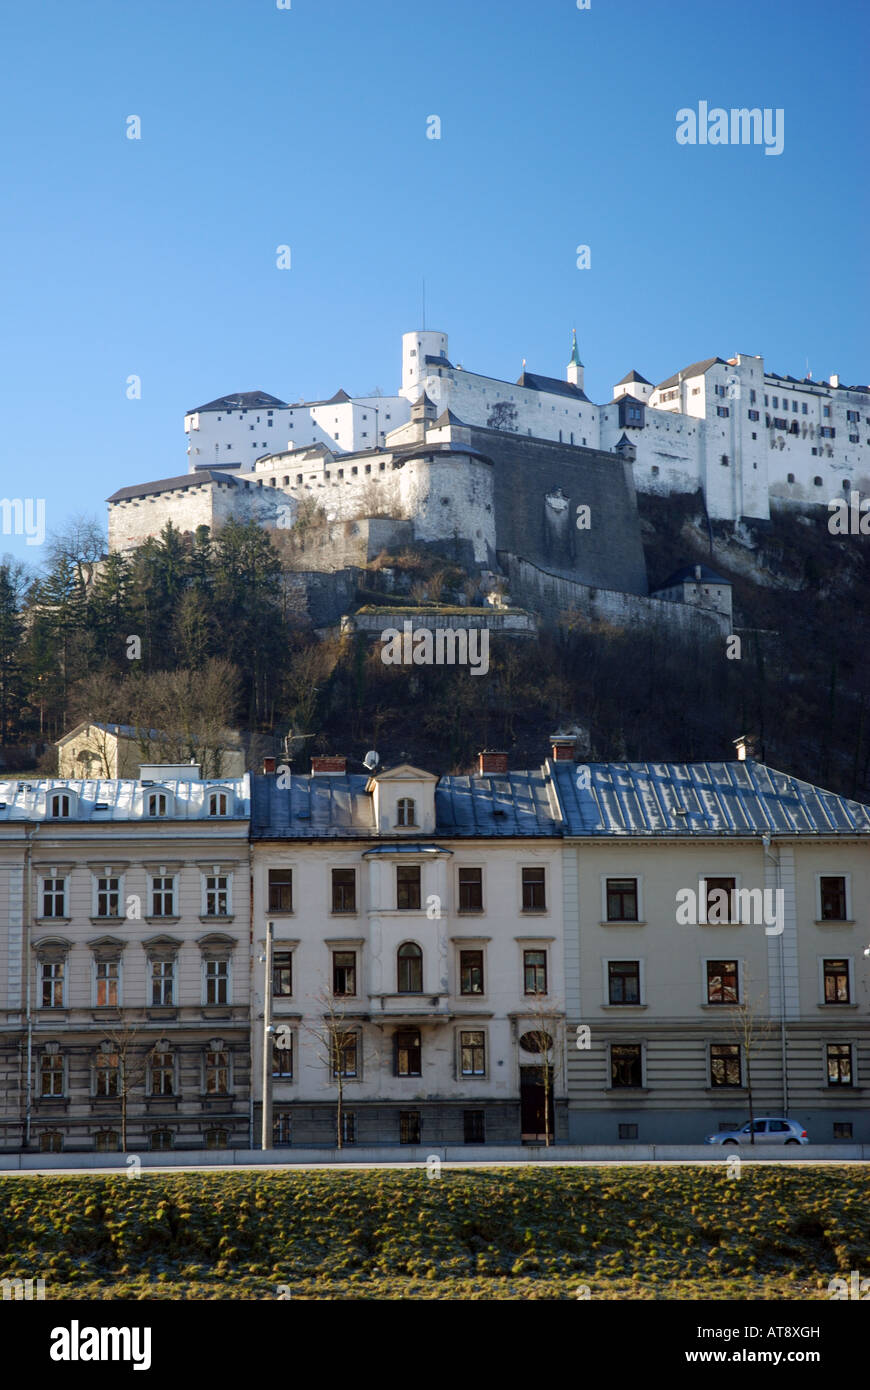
left=401, top=330, right=449, bottom=400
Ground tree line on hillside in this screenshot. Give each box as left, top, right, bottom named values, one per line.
left=1, top=513, right=868, bottom=801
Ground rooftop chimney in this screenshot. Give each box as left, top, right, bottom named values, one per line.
left=829, top=373, right=839, bottom=388
left=550, top=735, right=576, bottom=763
left=263, top=757, right=276, bottom=774
left=311, top=755, right=347, bottom=776
left=479, top=750, right=509, bottom=775
left=733, top=735, right=756, bottom=763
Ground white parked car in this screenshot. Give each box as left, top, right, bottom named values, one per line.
left=704, top=1117, right=808, bottom=1145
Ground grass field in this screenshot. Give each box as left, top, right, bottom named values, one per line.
left=1, top=1165, right=866, bottom=1300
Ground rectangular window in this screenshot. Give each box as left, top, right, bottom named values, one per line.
left=268, top=868, right=293, bottom=913
left=150, top=959, right=175, bottom=1006
left=272, top=1037, right=293, bottom=1078
left=273, top=951, right=293, bottom=997
left=458, top=867, right=483, bottom=912
left=341, top=1112, right=356, bottom=1145
left=608, top=960, right=640, bottom=1004
left=706, top=960, right=739, bottom=1004
left=521, top=867, right=546, bottom=911
left=826, top=1043, right=852, bottom=1086
left=459, top=949, right=484, bottom=995
left=610, top=1044, right=643, bottom=1088
left=205, top=875, right=229, bottom=916
left=97, top=876, right=120, bottom=917
left=460, top=1030, right=486, bottom=1076
left=42, top=877, right=66, bottom=918
left=95, top=1050, right=120, bottom=1097
left=204, top=959, right=229, bottom=1005
left=710, top=1043, right=741, bottom=1087
left=395, top=1029, right=422, bottom=1077
left=823, top=959, right=850, bottom=1004
left=396, top=865, right=421, bottom=910
left=205, top=1049, right=229, bottom=1094
left=464, top=1110, right=485, bottom=1144
left=95, top=960, right=119, bottom=1007
left=332, top=1031, right=358, bottom=1079
left=151, top=876, right=175, bottom=917
left=399, top=1111, right=421, bottom=1145
left=523, top=948, right=547, bottom=995
left=618, top=1123, right=638, bottom=1140
left=705, top=877, right=736, bottom=923
left=40, top=1053, right=64, bottom=1097
left=606, top=878, right=638, bottom=921
left=748, top=409, right=759, bottom=421
left=331, top=868, right=356, bottom=913
left=716, top=406, right=729, bottom=418
left=820, top=876, right=847, bottom=921
left=151, top=1052, right=174, bottom=1096
left=41, top=961, right=64, bottom=1008
left=272, top=1112, right=293, bottom=1145
left=833, top=1122, right=853, bottom=1139
left=332, top=950, right=356, bottom=996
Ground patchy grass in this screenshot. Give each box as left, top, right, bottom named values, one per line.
left=0, top=1166, right=865, bottom=1301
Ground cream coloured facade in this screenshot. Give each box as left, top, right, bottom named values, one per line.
left=250, top=757, right=567, bottom=1148
left=0, top=772, right=252, bottom=1153
left=550, top=760, right=870, bottom=1145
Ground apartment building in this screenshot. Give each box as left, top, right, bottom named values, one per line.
left=249, top=753, right=566, bottom=1148
left=0, top=768, right=252, bottom=1153
left=550, top=759, right=870, bottom=1145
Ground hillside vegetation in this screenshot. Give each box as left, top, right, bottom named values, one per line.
left=1, top=498, right=868, bottom=800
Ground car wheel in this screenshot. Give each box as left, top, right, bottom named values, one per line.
left=723, top=1139, right=739, bottom=1145
left=785, top=1139, right=800, bottom=1145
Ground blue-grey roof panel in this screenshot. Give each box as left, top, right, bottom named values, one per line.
left=552, top=761, right=870, bottom=837
left=251, top=770, right=561, bottom=839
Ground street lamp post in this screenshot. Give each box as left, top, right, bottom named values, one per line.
left=261, top=919, right=274, bottom=1150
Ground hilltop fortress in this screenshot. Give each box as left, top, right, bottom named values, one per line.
left=106, top=327, right=868, bottom=632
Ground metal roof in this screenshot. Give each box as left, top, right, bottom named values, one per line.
left=252, top=774, right=376, bottom=838
left=0, top=776, right=251, bottom=823
left=550, top=761, right=870, bottom=838
left=251, top=771, right=561, bottom=839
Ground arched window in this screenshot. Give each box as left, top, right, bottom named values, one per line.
left=396, top=797, right=416, bottom=827
left=146, top=791, right=169, bottom=817
left=397, top=942, right=423, bottom=994
left=208, top=790, right=229, bottom=817
left=49, top=792, right=71, bottom=819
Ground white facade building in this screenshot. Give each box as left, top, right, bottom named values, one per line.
left=399, top=331, right=869, bottom=521
left=184, top=390, right=410, bottom=472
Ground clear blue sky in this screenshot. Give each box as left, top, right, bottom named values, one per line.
left=1, top=0, right=867, bottom=564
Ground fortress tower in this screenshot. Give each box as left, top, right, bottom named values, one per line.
left=401, top=329, right=450, bottom=400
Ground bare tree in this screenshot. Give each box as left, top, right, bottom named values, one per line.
left=99, top=1021, right=161, bottom=1152
left=301, top=988, right=364, bottom=1150
left=522, top=992, right=565, bottom=1147
left=729, top=974, right=773, bottom=1145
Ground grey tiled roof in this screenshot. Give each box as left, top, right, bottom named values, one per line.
left=616, top=370, right=652, bottom=386
left=515, top=371, right=590, bottom=402
left=550, top=761, right=870, bottom=837
left=188, top=391, right=288, bottom=413
left=655, top=358, right=727, bottom=391
left=106, top=470, right=238, bottom=503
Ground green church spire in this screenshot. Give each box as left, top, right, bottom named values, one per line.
left=569, top=328, right=583, bottom=367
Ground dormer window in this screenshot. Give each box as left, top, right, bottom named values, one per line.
left=396, top=797, right=416, bottom=827
left=208, top=790, right=230, bottom=817
left=146, top=791, right=169, bottom=818
left=49, top=792, right=72, bottom=819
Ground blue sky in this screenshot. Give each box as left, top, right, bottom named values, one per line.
left=1, top=0, right=867, bottom=564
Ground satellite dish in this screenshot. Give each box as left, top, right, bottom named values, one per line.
left=363, top=750, right=380, bottom=770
